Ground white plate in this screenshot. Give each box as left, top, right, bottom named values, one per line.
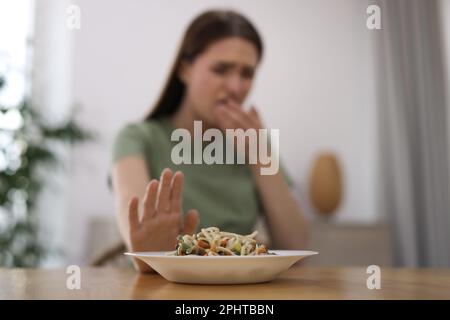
left=125, top=250, right=318, bottom=284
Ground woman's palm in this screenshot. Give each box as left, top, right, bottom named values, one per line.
left=128, top=169, right=199, bottom=252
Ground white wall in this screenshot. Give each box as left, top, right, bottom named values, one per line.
left=36, top=0, right=378, bottom=264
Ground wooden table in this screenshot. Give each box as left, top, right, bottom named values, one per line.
left=1, top=266, right=449, bottom=299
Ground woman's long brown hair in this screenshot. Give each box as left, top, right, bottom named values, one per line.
left=146, top=10, right=263, bottom=120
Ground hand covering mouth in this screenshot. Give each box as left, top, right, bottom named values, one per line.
left=215, top=97, right=239, bottom=108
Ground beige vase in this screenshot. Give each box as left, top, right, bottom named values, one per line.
left=309, top=152, right=343, bottom=216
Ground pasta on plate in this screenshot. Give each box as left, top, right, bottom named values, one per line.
left=167, top=226, right=274, bottom=256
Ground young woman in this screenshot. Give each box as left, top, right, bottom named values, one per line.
left=111, top=10, right=309, bottom=272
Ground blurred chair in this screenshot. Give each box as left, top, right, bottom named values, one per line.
left=304, top=222, right=393, bottom=266
left=85, top=216, right=129, bottom=267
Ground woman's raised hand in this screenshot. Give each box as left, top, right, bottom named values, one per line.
left=128, top=168, right=199, bottom=253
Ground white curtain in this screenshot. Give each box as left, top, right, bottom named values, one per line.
left=376, top=0, right=450, bottom=266
left=32, top=0, right=75, bottom=267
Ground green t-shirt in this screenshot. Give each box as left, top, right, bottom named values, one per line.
left=111, top=118, right=292, bottom=235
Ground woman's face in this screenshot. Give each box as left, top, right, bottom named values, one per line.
left=179, top=37, right=259, bottom=127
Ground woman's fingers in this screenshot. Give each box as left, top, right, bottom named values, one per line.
left=142, top=179, right=158, bottom=220
left=223, top=107, right=245, bottom=129
left=221, top=105, right=254, bottom=130
left=228, top=101, right=255, bottom=129
left=170, top=171, right=184, bottom=213
left=214, top=107, right=234, bottom=130
left=156, top=168, right=173, bottom=214
left=128, top=196, right=139, bottom=232
left=249, top=105, right=263, bottom=128
left=182, top=209, right=200, bottom=235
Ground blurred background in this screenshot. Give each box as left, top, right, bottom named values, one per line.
left=0, top=0, right=449, bottom=268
